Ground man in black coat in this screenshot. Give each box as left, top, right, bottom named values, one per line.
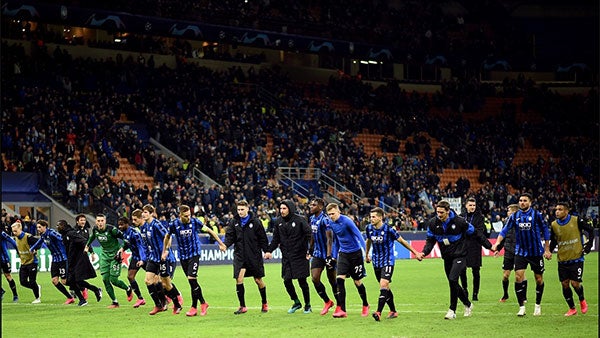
left=459, top=197, right=487, bottom=301
left=265, top=199, right=312, bottom=313
left=223, top=200, right=270, bottom=315
left=57, top=219, right=103, bottom=306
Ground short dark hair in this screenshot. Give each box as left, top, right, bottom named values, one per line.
left=466, top=197, right=476, bottom=204
left=311, top=198, right=325, bottom=207
left=370, top=207, right=384, bottom=218
left=436, top=200, right=451, bottom=211
left=556, top=201, right=570, bottom=210
left=117, top=217, right=129, bottom=225
left=37, top=220, right=49, bottom=228
left=520, top=193, right=533, bottom=201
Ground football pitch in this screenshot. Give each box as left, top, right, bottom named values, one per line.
left=2, top=254, right=598, bottom=338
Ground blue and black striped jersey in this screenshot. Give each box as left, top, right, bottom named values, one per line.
left=122, top=226, right=147, bottom=262
left=501, top=208, right=550, bottom=257
left=31, top=228, right=68, bottom=263
left=310, top=211, right=331, bottom=259
left=142, top=218, right=175, bottom=262
left=366, top=223, right=399, bottom=268
left=168, top=217, right=206, bottom=260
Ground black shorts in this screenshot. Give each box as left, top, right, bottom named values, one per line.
left=0, top=261, right=11, bottom=274
left=514, top=255, right=545, bottom=274
left=233, top=260, right=265, bottom=279
left=181, top=256, right=200, bottom=278
left=502, top=252, right=515, bottom=271
left=147, top=260, right=175, bottom=278
left=374, top=265, right=394, bottom=283
left=311, top=256, right=336, bottom=271
left=51, top=260, right=67, bottom=279
left=558, top=261, right=584, bottom=283
left=337, top=250, right=366, bottom=280
left=129, top=258, right=146, bottom=272
left=19, top=263, right=38, bottom=282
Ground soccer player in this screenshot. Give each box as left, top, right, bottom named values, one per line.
left=308, top=198, right=338, bottom=315
left=0, top=225, right=19, bottom=302
left=164, top=205, right=226, bottom=317
left=325, top=203, right=369, bottom=318
left=30, top=220, right=75, bottom=304
left=421, top=200, right=493, bottom=320
left=365, top=208, right=424, bottom=321
left=85, top=214, right=131, bottom=308
left=57, top=220, right=103, bottom=307
left=116, top=212, right=147, bottom=308
left=141, top=204, right=183, bottom=315
left=3, top=221, right=41, bottom=303
left=492, top=193, right=552, bottom=316
left=495, top=204, right=528, bottom=303
left=549, top=201, right=594, bottom=316
left=223, top=200, right=270, bottom=315
left=459, top=197, right=487, bottom=301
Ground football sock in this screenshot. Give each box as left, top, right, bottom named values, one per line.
left=336, top=278, right=346, bottom=311
left=189, top=279, right=200, bottom=308
left=102, top=277, right=116, bottom=302
left=167, top=286, right=181, bottom=308
left=515, top=281, right=526, bottom=306
left=387, top=289, right=396, bottom=312
left=259, top=286, right=267, bottom=304
left=562, top=286, right=575, bottom=308
left=535, top=282, right=544, bottom=305
left=377, top=288, right=388, bottom=313
left=8, top=279, right=18, bottom=297
left=129, top=279, right=143, bottom=299
left=502, top=279, right=509, bottom=298
left=573, top=285, right=585, bottom=301
left=356, top=283, right=368, bottom=306
left=55, top=282, right=72, bottom=298
left=147, top=284, right=161, bottom=307
left=155, top=282, right=166, bottom=305
left=236, top=283, right=246, bottom=307
left=314, top=281, right=330, bottom=302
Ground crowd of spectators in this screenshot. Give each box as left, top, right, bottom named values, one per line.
left=1, top=20, right=598, bottom=233
left=27, top=0, right=585, bottom=72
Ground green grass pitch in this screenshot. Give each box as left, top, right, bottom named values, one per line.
left=2, top=254, right=597, bottom=337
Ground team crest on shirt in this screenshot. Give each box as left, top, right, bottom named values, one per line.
left=292, top=222, right=296, bottom=227
left=451, top=224, right=456, bottom=230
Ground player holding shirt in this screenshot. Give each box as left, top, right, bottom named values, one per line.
left=365, top=208, right=423, bottom=321
left=164, top=205, right=226, bottom=317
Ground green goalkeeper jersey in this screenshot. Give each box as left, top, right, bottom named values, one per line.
left=86, top=225, right=122, bottom=258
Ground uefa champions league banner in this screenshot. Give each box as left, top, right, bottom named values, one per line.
left=7, top=235, right=598, bottom=272
left=7, top=245, right=283, bottom=272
